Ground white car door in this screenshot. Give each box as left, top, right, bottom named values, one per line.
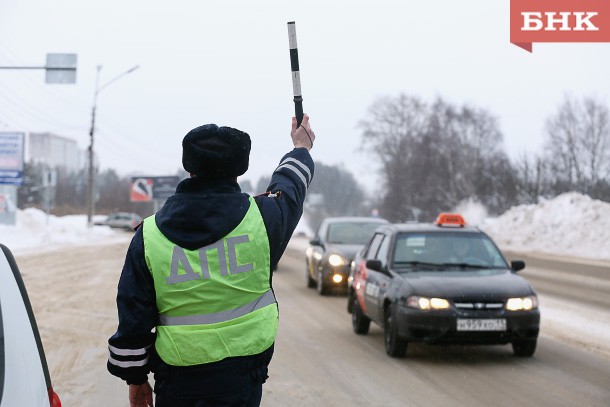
left=0, top=245, right=52, bottom=407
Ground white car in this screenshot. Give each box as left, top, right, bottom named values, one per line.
left=0, top=244, right=61, bottom=406
left=94, top=212, right=142, bottom=231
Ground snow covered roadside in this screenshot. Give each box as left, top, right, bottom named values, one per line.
left=480, top=192, right=610, bottom=262
left=539, top=293, right=610, bottom=358
left=0, top=208, right=132, bottom=256
left=2, top=192, right=607, bottom=261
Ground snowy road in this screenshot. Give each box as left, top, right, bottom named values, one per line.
left=14, top=236, right=610, bottom=406
left=513, top=255, right=610, bottom=359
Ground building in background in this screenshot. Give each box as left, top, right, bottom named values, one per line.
left=28, top=132, right=82, bottom=172
left=20, top=133, right=88, bottom=215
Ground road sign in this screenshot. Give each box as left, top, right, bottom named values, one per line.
left=45, top=53, right=77, bottom=84
left=0, top=132, right=25, bottom=185
left=130, top=176, right=180, bottom=202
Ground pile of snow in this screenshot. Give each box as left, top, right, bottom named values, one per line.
left=480, top=192, right=610, bottom=261
left=1, top=192, right=609, bottom=262
left=0, top=208, right=131, bottom=255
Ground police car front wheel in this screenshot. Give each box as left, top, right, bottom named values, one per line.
left=384, top=305, right=407, bottom=358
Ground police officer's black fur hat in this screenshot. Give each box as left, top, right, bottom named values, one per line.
left=182, top=124, right=251, bottom=179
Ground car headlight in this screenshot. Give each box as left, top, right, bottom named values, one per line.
left=328, top=254, right=346, bottom=267
left=407, top=296, right=451, bottom=310
left=506, top=296, right=538, bottom=311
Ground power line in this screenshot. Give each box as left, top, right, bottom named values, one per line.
left=0, top=82, right=87, bottom=131
left=0, top=44, right=91, bottom=116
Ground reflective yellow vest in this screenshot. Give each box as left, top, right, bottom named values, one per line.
left=143, top=196, right=278, bottom=366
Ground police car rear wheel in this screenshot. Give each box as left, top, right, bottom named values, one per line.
left=384, top=306, right=407, bottom=358
left=352, top=297, right=371, bottom=335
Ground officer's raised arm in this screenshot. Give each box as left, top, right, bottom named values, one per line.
left=255, top=114, right=316, bottom=269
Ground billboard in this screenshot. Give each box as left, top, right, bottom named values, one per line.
left=0, top=132, right=25, bottom=185
left=130, top=176, right=180, bottom=202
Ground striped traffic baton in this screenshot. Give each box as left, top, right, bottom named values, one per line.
left=287, top=21, right=304, bottom=126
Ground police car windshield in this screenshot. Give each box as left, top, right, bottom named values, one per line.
left=392, top=232, right=508, bottom=269
left=326, top=222, right=383, bottom=245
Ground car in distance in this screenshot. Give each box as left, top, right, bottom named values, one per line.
left=94, top=212, right=142, bottom=231
left=348, top=213, right=540, bottom=358
left=306, top=216, right=389, bottom=295
left=0, top=244, right=62, bottom=406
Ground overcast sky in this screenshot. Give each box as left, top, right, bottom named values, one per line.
left=0, top=0, right=608, bottom=192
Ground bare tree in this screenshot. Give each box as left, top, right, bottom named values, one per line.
left=359, top=94, right=516, bottom=221
left=304, top=161, right=368, bottom=232
left=545, top=95, right=610, bottom=193
left=514, top=152, right=552, bottom=204
left=360, top=94, right=430, bottom=220
left=96, top=169, right=131, bottom=214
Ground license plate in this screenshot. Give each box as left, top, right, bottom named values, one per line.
left=457, top=319, right=506, bottom=331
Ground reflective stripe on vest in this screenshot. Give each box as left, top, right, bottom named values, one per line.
left=158, top=289, right=275, bottom=326
left=143, top=196, right=277, bottom=366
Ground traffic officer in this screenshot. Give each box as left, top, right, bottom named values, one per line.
left=107, top=114, right=315, bottom=407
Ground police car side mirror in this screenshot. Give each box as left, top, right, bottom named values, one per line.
left=366, top=259, right=383, bottom=272
left=511, top=260, right=525, bottom=272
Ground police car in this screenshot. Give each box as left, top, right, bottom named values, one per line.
left=0, top=244, right=62, bottom=406
left=347, top=214, right=540, bottom=358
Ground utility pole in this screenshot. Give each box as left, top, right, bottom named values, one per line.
left=86, top=64, right=139, bottom=226
left=87, top=65, right=102, bottom=227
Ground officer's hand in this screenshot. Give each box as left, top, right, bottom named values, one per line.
left=291, top=114, right=315, bottom=150
left=129, top=382, right=153, bottom=407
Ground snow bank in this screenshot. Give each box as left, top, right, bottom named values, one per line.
left=480, top=192, right=610, bottom=261
left=1, top=192, right=609, bottom=262
left=0, top=208, right=131, bottom=255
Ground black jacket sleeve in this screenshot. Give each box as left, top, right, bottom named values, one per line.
left=107, top=226, right=157, bottom=384
left=255, top=147, right=314, bottom=267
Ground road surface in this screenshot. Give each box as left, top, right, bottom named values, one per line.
left=15, top=236, right=610, bottom=406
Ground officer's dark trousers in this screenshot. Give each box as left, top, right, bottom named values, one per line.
left=152, top=344, right=273, bottom=407
left=155, top=383, right=263, bottom=407
left=153, top=361, right=268, bottom=407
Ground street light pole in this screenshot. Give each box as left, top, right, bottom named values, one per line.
left=86, top=64, right=139, bottom=226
